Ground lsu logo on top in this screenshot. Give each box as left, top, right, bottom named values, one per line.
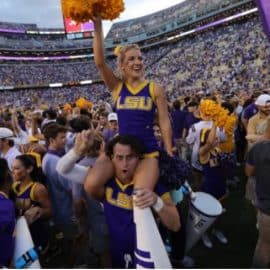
left=116, top=96, right=153, bottom=111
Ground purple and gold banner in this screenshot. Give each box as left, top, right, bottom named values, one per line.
left=256, top=0, right=270, bottom=41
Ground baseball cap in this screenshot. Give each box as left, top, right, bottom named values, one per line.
left=0, top=127, right=14, bottom=139
left=108, top=113, right=118, bottom=122
left=255, top=94, right=270, bottom=106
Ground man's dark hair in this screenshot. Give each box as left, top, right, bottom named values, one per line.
left=0, top=137, right=14, bottom=148
left=243, top=98, right=253, bottom=108
left=7, top=139, right=15, bottom=147
left=43, top=109, right=57, bottom=120
left=252, top=90, right=262, bottom=99
left=42, top=123, right=67, bottom=142
left=173, top=100, right=181, bottom=110
left=99, top=111, right=109, bottom=118
left=184, top=97, right=191, bottom=104
left=0, top=158, right=10, bottom=189
left=56, top=116, right=68, bottom=127
left=106, top=135, right=145, bottom=159
left=187, top=101, right=199, bottom=108
left=69, top=115, right=91, bottom=133
left=80, top=109, right=92, bottom=120
left=221, top=102, right=234, bottom=115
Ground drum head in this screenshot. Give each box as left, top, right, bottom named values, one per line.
left=191, top=192, right=222, bottom=217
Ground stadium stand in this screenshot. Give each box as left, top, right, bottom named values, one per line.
left=0, top=0, right=268, bottom=107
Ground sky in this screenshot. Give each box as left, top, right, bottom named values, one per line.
left=0, top=0, right=187, bottom=36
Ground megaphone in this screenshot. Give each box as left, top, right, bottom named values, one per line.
left=133, top=206, right=172, bottom=268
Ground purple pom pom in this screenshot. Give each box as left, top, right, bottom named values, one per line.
left=159, top=151, right=192, bottom=189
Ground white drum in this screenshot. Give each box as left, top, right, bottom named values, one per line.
left=185, top=192, right=223, bottom=253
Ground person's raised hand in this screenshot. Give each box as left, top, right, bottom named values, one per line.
left=74, top=129, right=94, bottom=156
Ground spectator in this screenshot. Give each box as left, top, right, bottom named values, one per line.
left=0, top=127, right=21, bottom=170
left=245, top=94, right=270, bottom=206
left=198, top=125, right=228, bottom=248
left=103, top=112, right=119, bottom=144
left=245, top=116, right=270, bottom=268
left=42, top=123, right=82, bottom=267
left=57, top=133, right=180, bottom=268
left=11, top=154, right=51, bottom=249
left=0, top=158, right=15, bottom=267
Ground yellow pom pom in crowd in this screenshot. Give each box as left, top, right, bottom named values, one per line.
left=199, top=99, right=237, bottom=152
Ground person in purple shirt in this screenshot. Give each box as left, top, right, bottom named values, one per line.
left=182, top=101, right=201, bottom=138
left=170, top=100, right=187, bottom=140
left=241, top=91, right=261, bottom=130
left=242, top=102, right=258, bottom=129
left=90, top=135, right=180, bottom=268
left=102, top=112, right=119, bottom=144
left=0, top=158, right=15, bottom=267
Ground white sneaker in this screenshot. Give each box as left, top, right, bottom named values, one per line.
left=201, top=233, right=213, bottom=248
left=212, top=229, right=228, bottom=244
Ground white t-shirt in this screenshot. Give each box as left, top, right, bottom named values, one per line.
left=1, top=146, right=22, bottom=170
left=186, top=120, right=226, bottom=171
left=14, top=129, right=28, bottom=147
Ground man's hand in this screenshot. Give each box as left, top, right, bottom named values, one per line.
left=74, top=129, right=94, bottom=156
left=168, top=147, right=177, bottom=157
left=24, top=206, right=41, bottom=225
left=133, top=188, right=158, bottom=209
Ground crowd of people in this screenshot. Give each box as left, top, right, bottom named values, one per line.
left=0, top=83, right=269, bottom=268
left=0, top=0, right=248, bottom=52
left=0, top=21, right=38, bottom=31
left=0, top=0, right=270, bottom=268
left=1, top=15, right=269, bottom=107
left=0, top=60, right=100, bottom=86
left=0, top=84, right=111, bottom=107
left=106, top=0, right=235, bottom=39
left=0, top=5, right=270, bottom=267
left=147, top=16, right=270, bottom=97
left=0, top=32, right=90, bottom=50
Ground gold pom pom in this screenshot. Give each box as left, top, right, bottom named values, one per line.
left=200, top=99, right=237, bottom=153
left=214, top=107, right=229, bottom=127
left=63, top=103, right=73, bottom=112
left=219, top=114, right=236, bottom=153
left=199, top=99, right=219, bottom=120
left=75, top=97, right=92, bottom=109
left=62, top=0, right=125, bottom=22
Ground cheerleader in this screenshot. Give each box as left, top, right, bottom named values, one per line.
left=198, top=124, right=228, bottom=248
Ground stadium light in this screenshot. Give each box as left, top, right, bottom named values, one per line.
left=0, top=86, right=14, bottom=90
left=167, top=29, right=195, bottom=41
left=49, top=83, right=63, bottom=88
left=26, top=31, right=39, bottom=34
left=180, top=29, right=196, bottom=37
left=80, top=80, right=93, bottom=85
left=166, top=8, right=258, bottom=42
left=39, top=31, right=65, bottom=34
left=224, top=8, right=258, bottom=22
left=69, top=55, right=92, bottom=59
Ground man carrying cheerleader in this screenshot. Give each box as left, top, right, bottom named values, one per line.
left=56, top=132, right=180, bottom=268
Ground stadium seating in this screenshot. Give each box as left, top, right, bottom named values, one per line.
left=0, top=0, right=268, bottom=106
